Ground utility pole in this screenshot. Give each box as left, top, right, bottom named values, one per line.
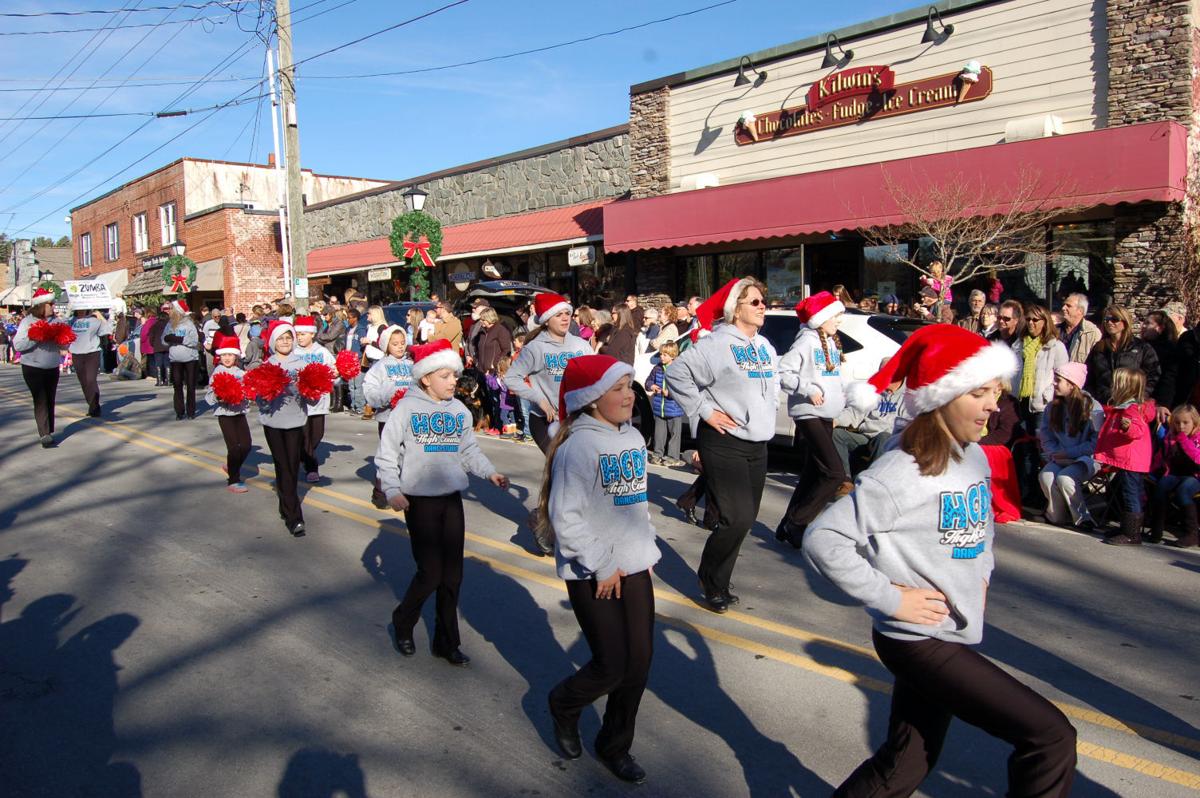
left=275, top=0, right=307, bottom=312
left=266, top=49, right=292, bottom=299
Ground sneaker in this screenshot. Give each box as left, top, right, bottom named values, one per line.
left=306, top=472, right=320, bottom=484
left=227, top=483, right=249, bottom=494
left=648, top=453, right=664, bottom=465
left=486, top=429, right=501, bottom=437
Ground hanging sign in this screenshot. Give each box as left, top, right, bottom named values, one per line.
left=806, top=65, right=895, bottom=110
left=736, top=65, right=993, bottom=145
left=367, top=267, right=393, bottom=282
left=65, top=280, right=113, bottom=309
left=567, top=245, right=596, bottom=267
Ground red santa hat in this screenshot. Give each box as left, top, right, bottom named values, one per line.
left=213, top=333, right=242, bottom=356
left=557, top=354, right=634, bottom=421
left=847, top=323, right=1019, bottom=414
left=409, top=338, right=463, bottom=382
left=376, top=324, right=406, bottom=356
left=292, top=315, right=317, bottom=334
left=690, top=277, right=760, bottom=341
left=795, top=291, right=845, bottom=329
left=30, top=287, right=56, bottom=307
left=170, top=298, right=190, bottom=315
left=262, top=319, right=294, bottom=351
left=533, top=292, right=572, bottom=325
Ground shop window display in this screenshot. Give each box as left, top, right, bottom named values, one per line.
left=764, top=247, right=804, bottom=306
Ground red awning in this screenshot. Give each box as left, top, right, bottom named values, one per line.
left=308, top=197, right=613, bottom=276
left=603, top=121, right=1188, bottom=253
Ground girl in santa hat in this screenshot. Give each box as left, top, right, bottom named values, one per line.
left=538, top=354, right=660, bottom=785
left=13, top=287, right=71, bottom=447
left=204, top=333, right=252, bottom=493
left=375, top=339, right=508, bottom=666
left=292, top=315, right=340, bottom=484
left=363, top=325, right=412, bottom=507
left=161, top=299, right=200, bottom=420
left=504, top=292, right=591, bottom=453
left=804, top=324, right=1077, bottom=797
left=68, top=308, right=112, bottom=418
left=666, top=277, right=780, bottom=614
left=777, top=291, right=871, bottom=548
left=255, top=320, right=310, bottom=537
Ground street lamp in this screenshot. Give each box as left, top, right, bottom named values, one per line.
left=40, top=269, right=54, bottom=283
left=402, top=186, right=428, bottom=213
left=170, top=241, right=186, bottom=257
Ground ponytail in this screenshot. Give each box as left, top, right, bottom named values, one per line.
left=532, top=412, right=582, bottom=545
left=818, top=328, right=842, bottom=373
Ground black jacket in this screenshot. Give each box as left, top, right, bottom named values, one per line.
left=1145, top=336, right=1178, bottom=408
left=1176, top=328, right=1199, bottom=406
left=1084, top=337, right=1161, bottom=405
left=477, top=322, right=512, bottom=374
left=600, top=326, right=637, bottom=365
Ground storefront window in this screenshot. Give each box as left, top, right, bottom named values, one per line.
left=717, top=251, right=761, bottom=288
left=862, top=244, right=908, bottom=303
left=763, top=247, right=803, bottom=306
left=1051, top=221, right=1115, bottom=310
left=679, top=255, right=715, bottom=300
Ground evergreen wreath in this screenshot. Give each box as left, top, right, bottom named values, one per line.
left=389, top=211, right=443, bottom=301
left=162, top=255, right=198, bottom=294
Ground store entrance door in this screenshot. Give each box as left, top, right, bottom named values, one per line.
left=805, top=240, right=861, bottom=296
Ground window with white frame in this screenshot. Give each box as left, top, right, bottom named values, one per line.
left=159, top=202, right=177, bottom=246
left=104, top=223, right=119, bottom=261
left=132, top=212, right=148, bottom=253
left=80, top=233, right=92, bottom=268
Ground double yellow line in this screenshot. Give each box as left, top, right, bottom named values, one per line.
left=3, top=385, right=1199, bottom=789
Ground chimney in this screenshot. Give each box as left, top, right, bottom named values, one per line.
left=267, top=152, right=276, bottom=167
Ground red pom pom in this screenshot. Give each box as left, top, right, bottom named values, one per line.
left=211, top=371, right=246, bottom=405
left=389, top=388, right=407, bottom=409
left=245, top=362, right=292, bottom=401
left=54, top=324, right=76, bottom=347
left=335, top=349, right=361, bottom=380
left=298, top=362, right=335, bottom=402
left=28, top=319, right=56, bottom=342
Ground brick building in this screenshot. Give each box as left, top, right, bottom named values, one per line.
left=70, top=158, right=388, bottom=311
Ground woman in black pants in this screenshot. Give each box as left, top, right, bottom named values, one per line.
left=68, top=308, right=112, bottom=417
left=12, top=288, right=69, bottom=447
left=162, top=300, right=200, bottom=419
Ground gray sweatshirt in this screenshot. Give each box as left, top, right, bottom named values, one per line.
left=204, top=364, right=249, bottom=416
left=255, top=353, right=308, bottom=429
left=68, top=315, right=112, bottom=355
left=161, top=320, right=199, bottom=363
left=1038, top=393, right=1104, bottom=470
left=804, top=444, right=996, bottom=645
left=837, top=386, right=905, bottom=437
left=504, top=332, right=591, bottom=417
left=779, top=327, right=849, bottom=421
left=363, top=354, right=413, bottom=424
left=376, top=388, right=497, bottom=498
left=293, top=342, right=339, bottom=415
left=665, top=323, right=780, bottom=442
left=549, top=415, right=661, bottom=581
left=12, top=315, right=66, bottom=369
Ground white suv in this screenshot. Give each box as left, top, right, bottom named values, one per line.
left=633, top=309, right=927, bottom=445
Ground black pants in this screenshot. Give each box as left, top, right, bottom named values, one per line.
left=218, top=415, right=252, bottom=484
left=22, top=365, right=59, bottom=438
left=73, top=350, right=102, bottom=416
left=835, top=630, right=1077, bottom=798
left=153, top=351, right=170, bottom=383
left=530, top=413, right=552, bottom=453
left=783, top=418, right=848, bottom=538
left=393, top=493, right=466, bottom=653
left=550, top=570, right=655, bottom=760
left=696, top=426, right=768, bottom=594
left=263, top=425, right=304, bottom=526
left=302, top=414, right=326, bottom=474
left=677, top=473, right=720, bottom=530
left=171, top=360, right=197, bottom=417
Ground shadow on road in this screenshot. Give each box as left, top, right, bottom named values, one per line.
left=277, top=746, right=369, bottom=798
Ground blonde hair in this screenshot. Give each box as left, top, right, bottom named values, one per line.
left=532, top=414, right=582, bottom=545
left=497, top=355, right=512, bottom=376
left=367, top=305, right=385, bottom=327
left=659, top=341, right=680, bottom=359
left=1109, top=367, right=1146, bottom=406
left=726, top=277, right=768, bottom=322
left=900, top=410, right=961, bottom=477
left=276, top=302, right=295, bottom=317
left=478, top=307, right=499, bottom=325
left=1169, top=404, right=1200, bottom=434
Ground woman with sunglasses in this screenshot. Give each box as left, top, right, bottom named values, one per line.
left=1085, top=305, right=1161, bottom=405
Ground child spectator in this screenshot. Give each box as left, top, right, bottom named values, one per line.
left=1095, top=367, right=1153, bottom=545
left=487, top=356, right=518, bottom=437
left=647, top=342, right=685, bottom=466
left=1145, top=404, right=1200, bottom=547
left=919, top=259, right=954, bottom=314
left=1037, top=363, right=1104, bottom=530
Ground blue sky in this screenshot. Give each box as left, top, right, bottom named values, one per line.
left=0, top=0, right=911, bottom=240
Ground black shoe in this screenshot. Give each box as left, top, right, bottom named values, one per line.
left=39, top=434, right=54, bottom=448
left=88, top=407, right=101, bottom=418
left=548, top=695, right=582, bottom=759
left=775, top=520, right=804, bottom=549
left=436, top=648, right=470, bottom=667
left=395, top=637, right=416, bottom=657
left=600, top=752, right=646, bottom=784
left=187, top=412, right=197, bottom=420
left=682, top=507, right=700, bottom=526
left=176, top=413, right=184, bottom=421
left=703, top=591, right=729, bottom=614
left=288, top=521, right=306, bottom=537
left=723, top=589, right=740, bottom=606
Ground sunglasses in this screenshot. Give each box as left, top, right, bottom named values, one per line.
left=1103, top=316, right=1121, bottom=323
left=999, top=315, right=1015, bottom=322
left=741, top=298, right=765, bottom=308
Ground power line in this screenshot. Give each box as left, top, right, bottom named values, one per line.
left=0, top=76, right=258, bottom=93
left=0, top=13, right=235, bottom=36
left=0, top=94, right=266, bottom=121
left=287, top=0, right=471, bottom=71
left=0, top=1, right=250, bottom=17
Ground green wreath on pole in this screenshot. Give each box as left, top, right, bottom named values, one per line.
left=37, top=280, right=64, bottom=302
left=162, top=255, right=197, bottom=294
left=389, top=211, right=442, bottom=301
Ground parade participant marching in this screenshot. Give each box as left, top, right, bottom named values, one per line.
left=504, top=292, right=590, bottom=453
left=162, top=299, right=200, bottom=420
left=666, top=277, right=780, bottom=614
left=204, top=333, right=252, bottom=494
left=292, top=315, right=339, bottom=483
left=363, top=325, right=413, bottom=507
left=69, top=308, right=111, bottom=418
left=540, top=355, right=660, bottom=784
left=251, top=320, right=309, bottom=537
left=13, top=287, right=73, bottom=447
left=375, top=339, right=508, bottom=666
left=804, top=324, right=1077, bottom=797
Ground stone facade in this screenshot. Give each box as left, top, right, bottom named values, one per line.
left=628, top=87, right=669, bottom=199
left=304, top=129, right=630, bottom=250
left=1113, top=202, right=1188, bottom=315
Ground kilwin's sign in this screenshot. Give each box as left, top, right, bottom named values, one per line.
left=736, top=65, right=993, bottom=145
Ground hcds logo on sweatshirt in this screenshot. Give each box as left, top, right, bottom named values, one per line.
left=937, top=480, right=992, bottom=559
left=409, top=411, right=466, bottom=453
left=544, top=350, right=586, bottom=383
left=599, top=448, right=648, bottom=506
left=729, top=343, right=774, bottom=379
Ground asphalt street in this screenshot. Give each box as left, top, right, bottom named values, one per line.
left=1, top=366, right=1198, bottom=797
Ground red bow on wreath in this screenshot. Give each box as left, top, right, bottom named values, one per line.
left=169, top=273, right=191, bottom=293
left=402, top=238, right=435, bottom=268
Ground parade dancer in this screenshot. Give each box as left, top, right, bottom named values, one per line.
left=68, top=308, right=111, bottom=418
left=504, top=292, right=590, bottom=453
left=205, top=333, right=252, bottom=494
left=162, top=299, right=200, bottom=420
left=375, top=339, right=508, bottom=666
left=540, top=355, right=660, bottom=784
left=667, top=277, right=780, bottom=614
left=254, top=320, right=309, bottom=537
left=363, top=325, right=412, bottom=508
left=13, top=287, right=71, bottom=447
left=292, top=315, right=339, bottom=483
left=804, top=325, right=1077, bottom=797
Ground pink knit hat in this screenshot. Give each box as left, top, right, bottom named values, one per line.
left=1054, top=361, right=1088, bottom=390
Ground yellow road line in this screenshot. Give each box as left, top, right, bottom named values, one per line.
left=4, top=387, right=1200, bottom=784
